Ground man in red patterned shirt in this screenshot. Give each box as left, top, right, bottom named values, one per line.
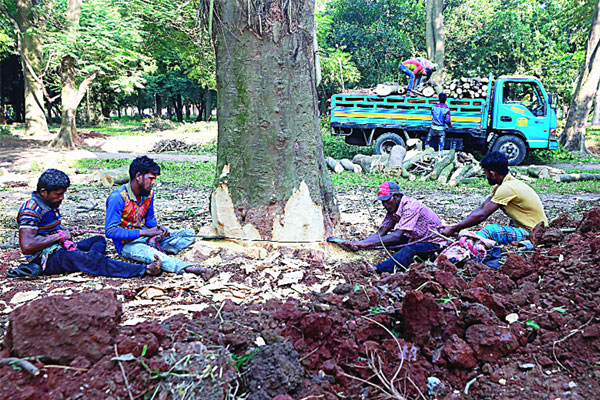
left=105, top=156, right=213, bottom=280
left=343, top=181, right=449, bottom=273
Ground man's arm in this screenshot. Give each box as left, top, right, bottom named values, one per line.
left=441, top=197, right=500, bottom=236
left=19, top=228, right=64, bottom=255
left=342, top=224, right=406, bottom=251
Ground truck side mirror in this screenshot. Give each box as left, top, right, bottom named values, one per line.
left=549, top=93, right=557, bottom=109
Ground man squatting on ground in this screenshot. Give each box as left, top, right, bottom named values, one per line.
left=11, top=169, right=161, bottom=278
left=441, top=151, right=548, bottom=244
left=342, top=181, right=450, bottom=273
left=105, top=156, right=213, bottom=280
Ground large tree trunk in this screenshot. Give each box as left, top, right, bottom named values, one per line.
left=209, top=0, right=338, bottom=242
left=155, top=94, right=162, bottom=117
left=173, top=93, right=183, bottom=122
left=560, top=0, right=600, bottom=152
left=16, top=0, right=50, bottom=136
left=426, top=0, right=445, bottom=83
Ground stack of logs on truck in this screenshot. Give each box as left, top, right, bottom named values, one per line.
left=330, top=74, right=559, bottom=165
left=326, top=147, right=600, bottom=185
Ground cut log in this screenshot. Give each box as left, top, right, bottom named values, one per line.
left=430, top=149, right=456, bottom=180
left=97, top=167, right=130, bottom=187
left=326, top=157, right=344, bottom=174
left=339, top=158, right=356, bottom=171
left=448, top=164, right=473, bottom=187
left=402, top=147, right=434, bottom=170
left=456, top=176, right=480, bottom=184
left=554, top=173, right=600, bottom=182
left=375, top=83, right=400, bottom=96
left=422, top=86, right=436, bottom=97
left=438, top=162, right=455, bottom=184
left=387, top=145, right=407, bottom=166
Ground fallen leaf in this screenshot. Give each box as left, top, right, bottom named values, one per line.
left=278, top=271, right=304, bottom=286
left=122, top=317, right=147, bottom=326
left=11, top=290, right=42, bottom=304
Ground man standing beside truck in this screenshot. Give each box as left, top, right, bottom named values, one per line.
left=441, top=151, right=548, bottom=244
left=424, top=93, right=452, bottom=151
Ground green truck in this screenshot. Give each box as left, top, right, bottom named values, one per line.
left=329, top=75, right=558, bottom=165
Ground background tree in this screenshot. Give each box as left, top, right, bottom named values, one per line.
left=205, top=0, right=339, bottom=241
left=426, top=0, right=445, bottom=82
left=560, top=0, right=600, bottom=152
left=1, top=0, right=50, bottom=135
left=46, top=0, right=147, bottom=147
left=318, top=0, right=425, bottom=87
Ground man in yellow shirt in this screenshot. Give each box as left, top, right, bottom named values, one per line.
left=441, top=151, right=548, bottom=244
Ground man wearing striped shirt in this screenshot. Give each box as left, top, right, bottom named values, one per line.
left=9, top=169, right=161, bottom=278
left=342, top=181, right=449, bottom=273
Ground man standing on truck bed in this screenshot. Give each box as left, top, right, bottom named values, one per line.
left=398, top=57, right=438, bottom=95
left=424, top=92, right=452, bottom=151
left=441, top=151, right=548, bottom=244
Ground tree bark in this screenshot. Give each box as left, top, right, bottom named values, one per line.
left=155, top=94, right=162, bottom=117
left=426, top=0, right=445, bottom=83
left=15, top=0, right=50, bottom=136
left=560, top=0, right=600, bottom=152
left=593, top=82, right=600, bottom=124
left=174, top=93, right=183, bottom=122
left=209, top=0, right=339, bottom=242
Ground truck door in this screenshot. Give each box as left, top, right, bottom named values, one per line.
left=494, top=80, right=549, bottom=149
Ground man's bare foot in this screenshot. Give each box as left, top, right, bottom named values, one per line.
left=145, top=256, right=162, bottom=276
left=184, top=266, right=215, bottom=281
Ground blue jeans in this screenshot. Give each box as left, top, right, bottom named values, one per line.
left=424, top=127, right=445, bottom=151
left=375, top=242, right=441, bottom=273
left=120, top=229, right=195, bottom=274
left=44, top=236, right=146, bottom=278
left=398, top=64, right=416, bottom=91
left=476, top=224, right=528, bottom=245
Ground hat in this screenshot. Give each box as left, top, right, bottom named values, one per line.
left=376, top=181, right=402, bottom=201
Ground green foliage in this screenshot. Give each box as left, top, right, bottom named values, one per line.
left=318, top=0, right=425, bottom=88
left=321, top=118, right=372, bottom=159
left=77, top=158, right=216, bottom=187
left=231, top=349, right=259, bottom=372
left=141, top=118, right=176, bottom=132
left=525, top=144, right=600, bottom=164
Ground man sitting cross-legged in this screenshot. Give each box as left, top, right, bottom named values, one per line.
left=8, top=169, right=161, bottom=279
left=105, top=156, right=213, bottom=280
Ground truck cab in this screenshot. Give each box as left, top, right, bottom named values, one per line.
left=488, top=76, right=558, bottom=164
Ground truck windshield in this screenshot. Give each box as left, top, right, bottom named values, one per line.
left=502, top=82, right=546, bottom=116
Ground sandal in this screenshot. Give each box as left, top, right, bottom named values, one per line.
left=7, top=263, right=42, bottom=279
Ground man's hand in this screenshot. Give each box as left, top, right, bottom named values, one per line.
left=141, top=226, right=163, bottom=237
left=57, top=229, right=73, bottom=241
left=341, top=240, right=363, bottom=252
left=157, top=225, right=170, bottom=239
left=440, top=225, right=457, bottom=238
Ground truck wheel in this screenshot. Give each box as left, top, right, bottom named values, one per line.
left=373, top=133, right=406, bottom=155
left=491, top=135, right=527, bottom=166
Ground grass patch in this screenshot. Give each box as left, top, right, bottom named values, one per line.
left=76, top=157, right=599, bottom=195
left=525, top=144, right=600, bottom=164
left=76, top=159, right=216, bottom=187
